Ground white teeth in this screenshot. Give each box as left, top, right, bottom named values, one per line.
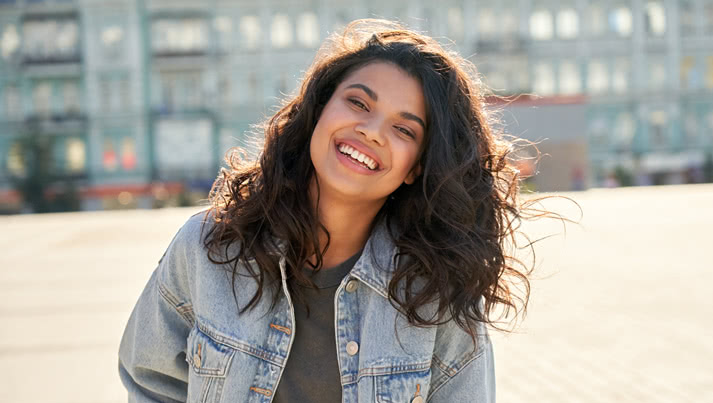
left=338, top=143, right=378, bottom=170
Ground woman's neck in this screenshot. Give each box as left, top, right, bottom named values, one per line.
left=309, top=181, right=384, bottom=269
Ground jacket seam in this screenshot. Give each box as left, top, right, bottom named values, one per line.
left=340, top=360, right=432, bottom=385
left=426, top=342, right=489, bottom=401
left=196, top=322, right=287, bottom=367
left=157, top=280, right=195, bottom=327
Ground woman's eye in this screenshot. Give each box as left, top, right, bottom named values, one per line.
left=349, top=98, right=368, bottom=111
left=396, top=126, right=415, bottom=138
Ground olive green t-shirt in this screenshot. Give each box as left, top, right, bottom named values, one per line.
left=272, top=250, right=362, bottom=403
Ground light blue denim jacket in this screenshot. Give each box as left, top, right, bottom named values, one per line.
left=118, top=212, right=495, bottom=402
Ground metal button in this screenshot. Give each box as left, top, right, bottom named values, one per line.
left=193, top=353, right=201, bottom=368
left=346, top=341, right=359, bottom=356
left=411, top=396, right=424, bottom=403
left=345, top=279, right=358, bottom=293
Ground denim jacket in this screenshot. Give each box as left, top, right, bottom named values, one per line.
left=118, top=212, right=495, bottom=402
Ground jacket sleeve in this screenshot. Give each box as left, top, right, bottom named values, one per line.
left=118, top=220, right=199, bottom=403
left=427, top=324, right=496, bottom=403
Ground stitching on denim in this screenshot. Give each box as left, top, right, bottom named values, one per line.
left=187, top=333, right=236, bottom=378
left=269, top=323, right=292, bottom=335
left=249, top=386, right=273, bottom=396
left=431, top=355, right=457, bottom=377
left=340, top=361, right=431, bottom=385
left=200, top=375, right=212, bottom=403
left=350, top=272, right=389, bottom=299
left=157, top=281, right=195, bottom=326
left=426, top=341, right=490, bottom=401
left=197, top=322, right=286, bottom=367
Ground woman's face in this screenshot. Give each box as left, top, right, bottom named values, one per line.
left=309, top=62, right=426, bottom=207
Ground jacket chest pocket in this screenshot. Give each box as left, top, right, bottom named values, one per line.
left=186, top=326, right=236, bottom=403
left=364, top=360, right=432, bottom=403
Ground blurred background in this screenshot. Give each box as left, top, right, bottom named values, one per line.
left=0, top=0, right=712, bottom=214
left=1, top=2, right=712, bottom=402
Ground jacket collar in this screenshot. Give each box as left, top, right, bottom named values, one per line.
left=348, top=218, right=400, bottom=299
left=273, top=217, right=400, bottom=299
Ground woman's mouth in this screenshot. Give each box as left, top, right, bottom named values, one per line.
left=336, top=143, right=379, bottom=170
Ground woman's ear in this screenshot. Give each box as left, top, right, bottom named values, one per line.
left=404, top=164, right=422, bottom=185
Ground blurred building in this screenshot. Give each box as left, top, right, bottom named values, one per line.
left=0, top=0, right=712, bottom=211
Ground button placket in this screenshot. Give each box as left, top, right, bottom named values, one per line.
left=345, top=279, right=358, bottom=293
left=193, top=342, right=202, bottom=368
left=346, top=340, right=359, bottom=356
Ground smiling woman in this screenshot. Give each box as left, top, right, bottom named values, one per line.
left=119, top=19, right=543, bottom=403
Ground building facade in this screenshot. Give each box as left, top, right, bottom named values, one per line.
left=1, top=0, right=712, bottom=211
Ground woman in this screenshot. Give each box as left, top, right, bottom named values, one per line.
left=119, top=19, right=532, bottom=402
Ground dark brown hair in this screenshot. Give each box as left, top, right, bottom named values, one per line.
left=204, top=19, right=550, bottom=339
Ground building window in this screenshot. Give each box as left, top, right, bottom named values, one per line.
left=613, top=112, right=636, bottom=149
left=156, top=71, right=203, bottom=111
left=510, top=56, right=530, bottom=93
left=239, top=15, right=261, bottom=50
left=4, top=85, right=22, bottom=120
left=559, top=60, right=581, bottom=94
left=65, top=137, right=86, bottom=173
left=103, top=137, right=118, bottom=172
left=588, top=114, right=609, bottom=148
left=644, top=1, right=666, bottom=36
left=62, top=80, right=80, bottom=114
left=151, top=18, right=209, bottom=55
left=102, top=133, right=137, bottom=173
left=218, top=70, right=232, bottom=107
left=271, top=14, right=293, bottom=48
left=706, top=2, right=713, bottom=35
left=679, top=0, right=697, bottom=36
left=7, top=141, right=25, bottom=177
left=612, top=58, right=630, bottom=93
left=533, top=61, right=555, bottom=95
left=680, top=55, right=702, bottom=90
left=447, top=7, right=465, bottom=42
left=501, top=8, right=519, bottom=37
left=683, top=112, right=698, bottom=145
left=213, top=15, right=232, bottom=52
left=587, top=4, right=606, bottom=36
left=100, top=76, right=130, bottom=113
left=297, top=12, right=319, bottom=47
left=556, top=8, right=579, bottom=39
left=22, top=18, right=80, bottom=61
left=587, top=60, right=609, bottom=94
left=1, top=23, right=20, bottom=60
left=32, top=81, right=52, bottom=116
left=649, top=110, right=668, bottom=148
left=477, top=8, right=497, bottom=39
left=100, top=24, right=125, bottom=59
left=530, top=9, right=554, bottom=40
left=648, top=57, right=667, bottom=90
left=609, top=5, right=633, bottom=37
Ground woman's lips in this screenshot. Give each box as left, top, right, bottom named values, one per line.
left=334, top=142, right=380, bottom=174
left=335, top=139, right=383, bottom=168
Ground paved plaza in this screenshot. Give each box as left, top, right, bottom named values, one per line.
left=0, top=184, right=711, bottom=402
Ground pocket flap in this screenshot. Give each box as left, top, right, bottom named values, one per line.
left=186, top=326, right=235, bottom=377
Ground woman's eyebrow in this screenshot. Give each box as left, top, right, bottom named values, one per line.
left=346, top=83, right=425, bottom=130
left=346, top=83, right=378, bottom=101
left=400, top=112, right=426, bottom=131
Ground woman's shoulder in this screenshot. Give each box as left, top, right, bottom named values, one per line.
left=155, top=209, right=217, bottom=287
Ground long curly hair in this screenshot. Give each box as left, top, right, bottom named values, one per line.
left=204, top=19, right=544, bottom=339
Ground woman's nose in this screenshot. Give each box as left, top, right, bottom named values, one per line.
left=355, top=118, right=386, bottom=146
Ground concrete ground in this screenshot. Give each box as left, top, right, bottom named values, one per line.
left=0, top=184, right=711, bottom=402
